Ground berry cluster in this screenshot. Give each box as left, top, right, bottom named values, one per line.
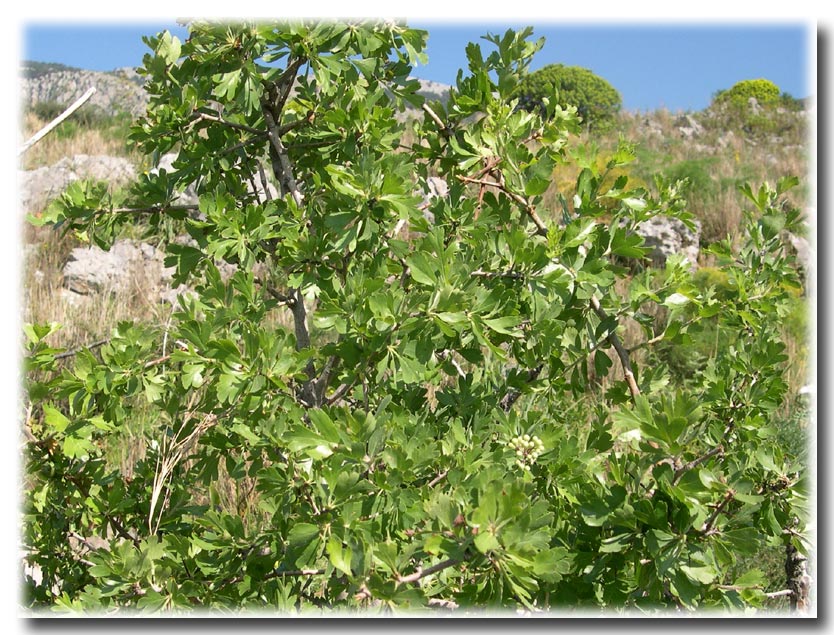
left=508, top=434, right=545, bottom=472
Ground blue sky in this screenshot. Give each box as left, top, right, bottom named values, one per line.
left=21, top=20, right=812, bottom=112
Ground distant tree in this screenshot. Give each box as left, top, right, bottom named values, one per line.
left=513, top=63, right=621, bottom=130
left=712, top=78, right=781, bottom=108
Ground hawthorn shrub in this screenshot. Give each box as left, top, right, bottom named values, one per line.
left=22, top=21, right=811, bottom=614
left=513, top=63, right=621, bottom=130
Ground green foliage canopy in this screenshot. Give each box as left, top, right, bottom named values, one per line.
left=513, top=63, right=622, bottom=129
left=713, top=78, right=781, bottom=108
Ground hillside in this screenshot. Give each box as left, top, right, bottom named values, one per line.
left=20, top=60, right=451, bottom=120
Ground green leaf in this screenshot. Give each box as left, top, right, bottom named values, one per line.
left=599, top=532, right=632, bottom=553
left=734, top=569, right=767, bottom=589
left=327, top=537, right=353, bottom=576
left=622, top=197, right=648, bottom=212
left=579, top=497, right=610, bottom=527
left=43, top=404, right=70, bottom=433
left=405, top=253, right=437, bottom=286
left=474, top=530, right=501, bottom=554
left=482, top=315, right=522, bottom=337
left=230, top=422, right=261, bottom=444
left=287, top=523, right=320, bottom=547
left=680, top=564, right=717, bottom=585
left=532, top=547, right=572, bottom=583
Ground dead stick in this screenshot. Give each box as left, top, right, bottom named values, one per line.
left=19, top=87, right=97, bottom=156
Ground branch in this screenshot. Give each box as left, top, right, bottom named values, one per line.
left=111, top=203, right=200, bottom=215
left=325, top=379, right=356, bottom=406
left=396, top=557, right=462, bottom=585
left=263, top=107, right=304, bottom=207
left=55, top=338, right=109, bottom=360
left=700, top=490, right=735, bottom=536
left=19, top=87, right=96, bottom=156
left=273, top=57, right=306, bottom=114
left=422, top=103, right=450, bottom=135
left=673, top=445, right=724, bottom=485
left=427, top=470, right=449, bottom=488
left=589, top=295, right=640, bottom=401
left=500, top=365, right=544, bottom=412
left=191, top=112, right=264, bottom=136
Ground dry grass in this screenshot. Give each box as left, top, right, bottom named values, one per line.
left=20, top=111, right=138, bottom=170
left=21, top=225, right=173, bottom=352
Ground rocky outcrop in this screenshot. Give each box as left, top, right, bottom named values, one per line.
left=21, top=62, right=451, bottom=122
left=636, top=216, right=701, bottom=269
left=675, top=113, right=704, bottom=139
left=20, top=68, right=149, bottom=118
left=415, top=79, right=451, bottom=106
left=20, top=155, right=136, bottom=213
left=62, top=239, right=181, bottom=304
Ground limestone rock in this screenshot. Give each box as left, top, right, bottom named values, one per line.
left=675, top=113, right=704, bottom=139
left=21, top=68, right=149, bottom=118
left=636, top=216, right=701, bottom=269
left=20, top=154, right=136, bottom=213
left=62, top=239, right=176, bottom=299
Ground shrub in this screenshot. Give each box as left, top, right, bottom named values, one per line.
left=23, top=22, right=811, bottom=614
left=513, top=63, right=621, bottom=130
left=713, top=78, right=781, bottom=109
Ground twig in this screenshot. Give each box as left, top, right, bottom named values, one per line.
left=456, top=172, right=549, bottom=235
left=19, top=87, right=96, bottom=156
left=500, top=365, right=544, bottom=412
left=111, top=204, right=199, bottom=215
left=471, top=269, right=525, bottom=280
left=589, top=296, right=640, bottom=401
left=191, top=112, right=263, bottom=136
left=218, top=566, right=325, bottom=591
left=396, top=557, right=462, bottom=585
left=466, top=160, right=639, bottom=403
left=144, top=354, right=172, bottom=369
left=765, top=589, right=795, bottom=599
left=427, top=470, right=449, bottom=488
left=326, top=380, right=356, bottom=406
left=258, top=162, right=273, bottom=202
left=422, top=103, right=450, bottom=135
left=108, top=515, right=140, bottom=548
left=716, top=585, right=794, bottom=600
left=673, top=445, right=724, bottom=485
left=219, top=134, right=267, bottom=157
left=54, top=338, right=109, bottom=360
left=700, top=490, right=735, bottom=536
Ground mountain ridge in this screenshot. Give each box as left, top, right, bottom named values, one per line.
left=20, top=60, right=452, bottom=119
